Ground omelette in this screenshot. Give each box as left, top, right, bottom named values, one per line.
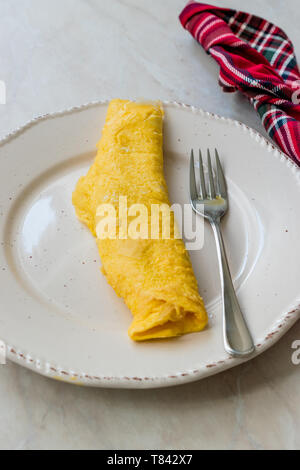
left=72, top=99, right=208, bottom=341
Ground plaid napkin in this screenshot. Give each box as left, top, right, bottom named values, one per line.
left=179, top=2, right=300, bottom=165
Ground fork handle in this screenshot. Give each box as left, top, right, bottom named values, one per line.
left=211, top=221, right=255, bottom=357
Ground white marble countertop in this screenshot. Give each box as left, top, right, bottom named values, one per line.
left=0, top=0, right=299, bottom=450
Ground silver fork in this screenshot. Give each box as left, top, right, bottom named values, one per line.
left=189, top=149, right=255, bottom=357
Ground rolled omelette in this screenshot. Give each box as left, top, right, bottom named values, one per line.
left=72, top=99, right=208, bottom=341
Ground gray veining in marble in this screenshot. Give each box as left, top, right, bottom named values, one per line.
left=0, top=0, right=299, bottom=450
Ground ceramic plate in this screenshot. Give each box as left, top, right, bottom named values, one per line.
left=0, top=101, right=299, bottom=388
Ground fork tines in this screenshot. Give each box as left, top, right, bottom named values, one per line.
left=190, top=149, right=227, bottom=200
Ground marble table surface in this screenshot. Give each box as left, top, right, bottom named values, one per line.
left=0, top=0, right=299, bottom=450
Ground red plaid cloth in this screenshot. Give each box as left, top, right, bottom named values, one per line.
left=179, top=2, right=300, bottom=165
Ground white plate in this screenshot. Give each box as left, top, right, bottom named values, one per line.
left=0, top=101, right=299, bottom=388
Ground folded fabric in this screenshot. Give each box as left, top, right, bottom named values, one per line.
left=179, top=2, right=300, bottom=165
left=72, top=99, right=208, bottom=341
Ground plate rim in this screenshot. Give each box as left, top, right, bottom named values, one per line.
left=1, top=99, right=300, bottom=388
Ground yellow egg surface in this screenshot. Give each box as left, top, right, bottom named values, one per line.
left=72, top=99, right=208, bottom=341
